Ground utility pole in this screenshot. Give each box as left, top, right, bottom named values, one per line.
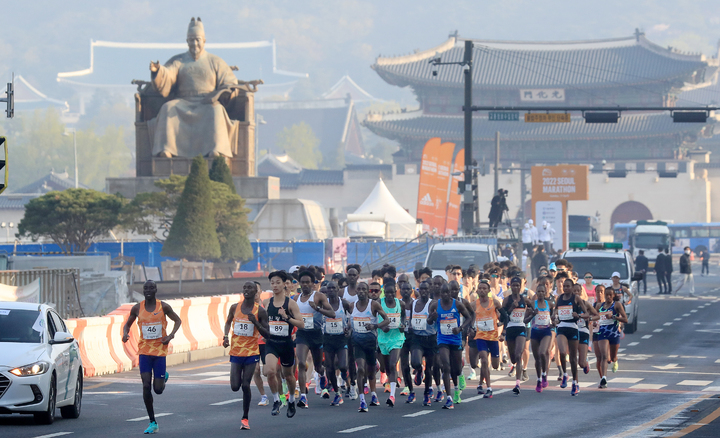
left=494, top=131, right=500, bottom=194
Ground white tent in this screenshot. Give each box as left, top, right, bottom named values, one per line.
left=346, top=179, right=419, bottom=239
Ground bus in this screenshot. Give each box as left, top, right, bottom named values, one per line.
left=569, top=215, right=599, bottom=243
left=613, top=222, right=720, bottom=254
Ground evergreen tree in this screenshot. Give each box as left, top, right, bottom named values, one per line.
left=212, top=182, right=253, bottom=262
left=161, top=156, right=221, bottom=260
left=209, top=157, right=236, bottom=193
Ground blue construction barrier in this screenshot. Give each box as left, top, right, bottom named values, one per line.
left=239, top=241, right=325, bottom=272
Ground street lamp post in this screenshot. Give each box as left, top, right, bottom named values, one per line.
left=1, top=221, right=14, bottom=243
left=63, top=128, right=78, bottom=188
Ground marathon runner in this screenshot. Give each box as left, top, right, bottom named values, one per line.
left=122, top=280, right=182, bottom=434
left=552, top=276, right=586, bottom=396
left=502, top=276, right=533, bottom=395
left=264, top=271, right=304, bottom=418
left=469, top=279, right=505, bottom=398
left=377, top=280, right=406, bottom=407
left=294, top=270, right=335, bottom=409
left=525, top=282, right=554, bottom=392
left=436, top=283, right=473, bottom=409
left=323, top=280, right=352, bottom=406
left=252, top=282, right=269, bottom=407
left=410, top=281, right=440, bottom=406
left=398, top=281, right=416, bottom=402
left=222, top=281, right=270, bottom=430
left=343, top=264, right=361, bottom=399
left=350, top=282, right=389, bottom=412
left=595, top=284, right=628, bottom=387
left=574, top=282, right=598, bottom=379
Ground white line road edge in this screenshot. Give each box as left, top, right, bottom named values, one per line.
left=403, top=410, right=434, bottom=417
left=126, top=413, right=173, bottom=422
left=338, top=425, right=378, bottom=433
left=31, top=433, right=74, bottom=438
left=210, top=399, right=243, bottom=406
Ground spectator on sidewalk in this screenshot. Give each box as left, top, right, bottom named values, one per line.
left=675, top=246, right=695, bottom=297
left=662, top=247, right=673, bottom=295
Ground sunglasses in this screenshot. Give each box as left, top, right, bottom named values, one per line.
left=584, top=276, right=593, bottom=279
left=490, top=274, right=498, bottom=278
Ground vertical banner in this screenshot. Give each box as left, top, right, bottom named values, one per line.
left=433, top=142, right=456, bottom=236
left=444, top=148, right=464, bottom=236
left=417, top=138, right=443, bottom=234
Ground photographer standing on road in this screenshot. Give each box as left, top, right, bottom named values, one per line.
left=489, top=189, right=508, bottom=235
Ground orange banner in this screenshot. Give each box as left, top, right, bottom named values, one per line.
left=433, top=142, right=456, bottom=236
left=417, top=138, right=442, bottom=233
left=444, top=149, right=464, bottom=236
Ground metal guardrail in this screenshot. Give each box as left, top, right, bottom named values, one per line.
left=0, top=268, right=83, bottom=319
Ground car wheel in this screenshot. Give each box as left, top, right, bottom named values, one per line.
left=61, top=370, right=82, bottom=419
left=34, top=373, right=56, bottom=425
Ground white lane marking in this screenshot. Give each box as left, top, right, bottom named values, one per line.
left=618, top=348, right=626, bottom=353
left=627, top=342, right=639, bottom=346
left=630, top=384, right=666, bottom=390
left=679, top=356, right=706, bottom=359
left=31, top=433, right=74, bottom=438
left=84, top=391, right=132, bottom=395
left=588, top=358, right=597, bottom=365
left=578, top=381, right=595, bottom=388
left=462, top=388, right=510, bottom=402
left=609, top=377, right=643, bottom=384
left=403, top=410, right=433, bottom=417
left=210, top=398, right=243, bottom=406
left=691, top=310, right=698, bottom=313
left=694, top=322, right=701, bottom=325
left=683, top=314, right=691, bottom=317
left=702, top=386, right=720, bottom=392
left=677, top=380, right=713, bottom=386
left=202, top=376, right=230, bottom=381
left=639, top=321, right=647, bottom=324
left=338, top=425, right=378, bottom=433
left=652, top=364, right=683, bottom=370
left=642, top=335, right=652, bottom=339
left=674, top=318, right=682, bottom=321
left=653, top=329, right=663, bottom=333
left=715, top=359, right=720, bottom=363
left=663, top=322, right=673, bottom=326
left=127, top=413, right=173, bottom=422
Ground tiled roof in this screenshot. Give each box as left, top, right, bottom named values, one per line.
left=13, top=171, right=88, bottom=194
left=0, top=194, right=40, bottom=210
left=676, top=75, right=720, bottom=107
left=373, top=35, right=706, bottom=90
left=363, top=111, right=703, bottom=142
left=257, top=153, right=303, bottom=175
left=278, top=169, right=344, bottom=189
left=322, top=75, right=376, bottom=101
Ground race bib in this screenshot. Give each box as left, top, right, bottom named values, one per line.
left=599, top=311, right=614, bottom=326
left=386, top=313, right=401, bottom=330
left=558, top=305, right=573, bottom=320
left=233, top=318, right=254, bottom=337
left=510, top=308, right=525, bottom=324
left=440, top=318, right=458, bottom=335
left=301, top=313, right=314, bottom=330
left=269, top=320, right=289, bottom=336
left=353, top=317, right=370, bottom=334
left=475, top=317, right=494, bottom=332
left=141, top=322, right=162, bottom=340
left=325, top=318, right=344, bottom=335
left=535, top=311, right=551, bottom=327
left=411, top=315, right=427, bottom=331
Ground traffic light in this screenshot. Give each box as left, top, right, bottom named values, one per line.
left=0, top=137, right=7, bottom=195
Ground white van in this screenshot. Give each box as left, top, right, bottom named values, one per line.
left=424, top=243, right=497, bottom=279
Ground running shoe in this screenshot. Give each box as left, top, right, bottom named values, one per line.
left=434, top=389, right=443, bottom=403
left=468, top=369, right=477, bottom=380
left=571, top=383, right=578, bottom=396
left=453, top=389, right=462, bottom=404
left=499, top=363, right=505, bottom=371
left=271, top=400, right=282, bottom=416
left=144, top=421, right=159, bottom=434
left=321, top=389, right=330, bottom=399
left=512, top=385, right=520, bottom=395
left=344, top=385, right=351, bottom=398
left=442, top=397, right=454, bottom=409
left=536, top=381, right=542, bottom=393
left=477, top=383, right=484, bottom=394
left=258, top=395, right=269, bottom=406
left=370, top=393, right=379, bottom=406
left=459, top=374, right=467, bottom=390
left=380, top=372, right=388, bottom=385
left=358, top=400, right=368, bottom=413
left=423, top=392, right=432, bottom=406
left=406, top=392, right=416, bottom=403
left=387, top=396, right=395, bottom=407
left=502, top=354, right=508, bottom=364
left=280, top=393, right=287, bottom=406
left=612, top=361, right=619, bottom=373
left=331, top=393, right=343, bottom=406
left=349, top=385, right=359, bottom=400
left=560, top=375, right=568, bottom=388
left=287, top=401, right=296, bottom=418
left=428, top=387, right=434, bottom=399
left=484, top=388, right=493, bottom=399
left=282, top=380, right=288, bottom=395
left=508, top=364, right=515, bottom=377
left=319, top=375, right=328, bottom=390
left=521, top=369, right=529, bottom=381
left=400, top=386, right=410, bottom=396
left=542, top=375, right=548, bottom=388
left=363, top=384, right=369, bottom=395
left=164, top=372, right=169, bottom=383
left=583, top=364, right=590, bottom=375
left=240, top=419, right=250, bottom=430
left=384, top=383, right=390, bottom=393
left=414, top=368, right=423, bottom=386
left=314, top=384, right=322, bottom=396
left=599, top=377, right=607, bottom=389
left=297, top=394, right=308, bottom=408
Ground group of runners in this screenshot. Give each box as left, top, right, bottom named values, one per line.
left=123, top=258, right=631, bottom=433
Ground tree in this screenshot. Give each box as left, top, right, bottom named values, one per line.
left=276, top=122, right=322, bottom=169
left=212, top=182, right=253, bottom=262
left=17, top=189, right=124, bottom=253
left=209, top=157, right=236, bottom=193
left=161, top=156, right=221, bottom=261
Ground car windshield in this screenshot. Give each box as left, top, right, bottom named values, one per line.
left=634, top=233, right=668, bottom=249
left=427, top=250, right=490, bottom=270
left=0, top=309, right=43, bottom=343
left=563, top=256, right=629, bottom=280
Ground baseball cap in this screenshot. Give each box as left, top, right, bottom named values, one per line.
left=611, top=271, right=621, bottom=278
left=549, top=263, right=557, bottom=271
left=289, top=265, right=300, bottom=274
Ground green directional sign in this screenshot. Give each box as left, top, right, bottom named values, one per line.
left=488, top=111, right=519, bottom=121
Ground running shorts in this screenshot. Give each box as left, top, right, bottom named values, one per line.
left=598, top=333, right=621, bottom=345
left=323, top=333, right=348, bottom=353
left=592, top=333, right=599, bottom=342
left=556, top=326, right=579, bottom=341
left=530, top=328, right=553, bottom=342
left=506, top=326, right=527, bottom=341
left=402, top=331, right=414, bottom=351
left=265, top=339, right=295, bottom=367
left=379, top=338, right=404, bottom=355
left=410, top=334, right=438, bottom=356
left=438, top=343, right=463, bottom=351
left=475, top=339, right=500, bottom=358
left=230, top=355, right=260, bottom=365
left=352, top=335, right=378, bottom=363
left=579, top=331, right=590, bottom=345
left=139, top=354, right=166, bottom=377
left=295, top=329, right=324, bottom=350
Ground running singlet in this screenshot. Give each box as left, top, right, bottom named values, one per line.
left=296, top=291, right=324, bottom=331
left=343, top=286, right=359, bottom=305
left=583, top=284, right=596, bottom=305
left=351, top=301, right=377, bottom=338
left=403, top=301, right=413, bottom=333
left=556, top=294, right=580, bottom=328
left=411, top=299, right=437, bottom=336
left=230, top=302, right=260, bottom=357
left=598, top=302, right=620, bottom=338
left=506, top=296, right=526, bottom=328
left=378, top=298, right=405, bottom=345
left=436, top=299, right=462, bottom=346
left=577, top=305, right=590, bottom=334
left=474, top=299, right=499, bottom=341
left=532, top=300, right=552, bottom=329
left=138, top=300, right=168, bottom=357
left=324, top=298, right=346, bottom=336
left=266, top=296, right=292, bottom=341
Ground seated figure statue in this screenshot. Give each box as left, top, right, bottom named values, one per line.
left=147, top=17, right=238, bottom=158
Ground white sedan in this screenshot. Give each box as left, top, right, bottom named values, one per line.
left=0, top=301, right=83, bottom=424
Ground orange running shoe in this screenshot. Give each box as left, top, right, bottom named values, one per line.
left=241, top=419, right=250, bottom=430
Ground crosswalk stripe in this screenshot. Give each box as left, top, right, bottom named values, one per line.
left=630, top=384, right=666, bottom=390
left=127, top=413, right=173, bottom=422
left=609, top=377, right=643, bottom=384
left=210, top=399, right=242, bottom=406
left=677, top=380, right=713, bottom=386
left=403, top=410, right=433, bottom=417
left=338, top=425, right=377, bottom=433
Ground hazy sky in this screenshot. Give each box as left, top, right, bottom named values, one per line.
left=3, top=0, right=720, bottom=105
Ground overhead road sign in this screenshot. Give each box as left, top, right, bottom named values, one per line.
left=525, top=113, right=570, bottom=123
left=489, top=111, right=519, bottom=121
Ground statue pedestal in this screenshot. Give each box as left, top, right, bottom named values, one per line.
left=106, top=175, right=279, bottom=201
